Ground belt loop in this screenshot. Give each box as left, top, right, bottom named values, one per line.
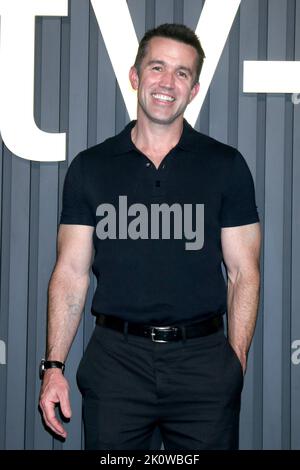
left=123, top=320, right=129, bottom=343
left=180, top=326, right=186, bottom=344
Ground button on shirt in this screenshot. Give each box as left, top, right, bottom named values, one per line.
left=60, top=119, right=259, bottom=325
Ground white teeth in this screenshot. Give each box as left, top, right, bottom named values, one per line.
left=152, top=93, right=175, bottom=102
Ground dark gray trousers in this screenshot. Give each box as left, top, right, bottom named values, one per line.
left=76, top=323, right=244, bottom=450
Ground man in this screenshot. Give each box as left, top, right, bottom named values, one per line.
left=39, top=23, right=261, bottom=450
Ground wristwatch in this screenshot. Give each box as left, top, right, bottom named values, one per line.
left=39, top=359, right=65, bottom=379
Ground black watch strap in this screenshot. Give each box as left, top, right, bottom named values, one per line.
left=39, top=359, right=65, bottom=379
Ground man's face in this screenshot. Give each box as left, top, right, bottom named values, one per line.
left=129, top=37, right=200, bottom=125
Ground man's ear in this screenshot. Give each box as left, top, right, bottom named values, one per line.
left=189, top=82, right=200, bottom=103
left=129, top=66, right=139, bottom=90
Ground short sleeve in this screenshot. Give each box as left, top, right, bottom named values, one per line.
left=220, top=150, right=259, bottom=227
left=60, top=153, right=95, bottom=226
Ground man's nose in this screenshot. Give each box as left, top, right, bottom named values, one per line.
left=159, top=71, right=175, bottom=88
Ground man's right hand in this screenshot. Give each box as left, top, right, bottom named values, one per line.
left=39, top=368, right=72, bottom=438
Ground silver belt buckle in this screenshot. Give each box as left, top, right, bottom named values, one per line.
left=150, top=326, right=178, bottom=343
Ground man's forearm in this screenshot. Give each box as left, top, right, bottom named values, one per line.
left=46, top=266, right=90, bottom=362
left=227, top=269, right=260, bottom=366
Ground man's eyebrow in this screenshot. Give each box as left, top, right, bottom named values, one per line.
left=146, top=60, right=166, bottom=67
left=146, top=60, right=193, bottom=75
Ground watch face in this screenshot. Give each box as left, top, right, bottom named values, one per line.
left=39, top=360, right=45, bottom=380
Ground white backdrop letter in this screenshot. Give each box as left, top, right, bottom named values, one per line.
left=0, top=0, right=67, bottom=162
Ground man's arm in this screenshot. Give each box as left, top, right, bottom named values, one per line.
left=221, top=222, right=261, bottom=374
left=39, top=224, right=94, bottom=438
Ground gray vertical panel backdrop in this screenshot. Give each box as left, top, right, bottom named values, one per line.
left=0, top=0, right=299, bottom=450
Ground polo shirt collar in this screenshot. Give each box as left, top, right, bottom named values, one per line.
left=111, top=118, right=200, bottom=156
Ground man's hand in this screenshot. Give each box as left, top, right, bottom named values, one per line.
left=239, top=357, right=247, bottom=376
left=231, top=343, right=247, bottom=376
left=39, top=369, right=72, bottom=438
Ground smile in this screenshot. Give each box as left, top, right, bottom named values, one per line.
left=151, top=93, right=175, bottom=102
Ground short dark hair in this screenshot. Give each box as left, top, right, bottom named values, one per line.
left=134, top=23, right=205, bottom=85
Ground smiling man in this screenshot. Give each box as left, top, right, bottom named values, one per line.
left=131, top=36, right=199, bottom=127
left=39, top=24, right=261, bottom=450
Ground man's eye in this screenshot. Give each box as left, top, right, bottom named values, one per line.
left=178, top=71, right=188, bottom=78
left=152, top=66, right=162, bottom=71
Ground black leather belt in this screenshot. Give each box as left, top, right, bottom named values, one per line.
left=95, top=313, right=223, bottom=343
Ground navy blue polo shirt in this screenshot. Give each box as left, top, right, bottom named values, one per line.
left=60, top=119, right=259, bottom=326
